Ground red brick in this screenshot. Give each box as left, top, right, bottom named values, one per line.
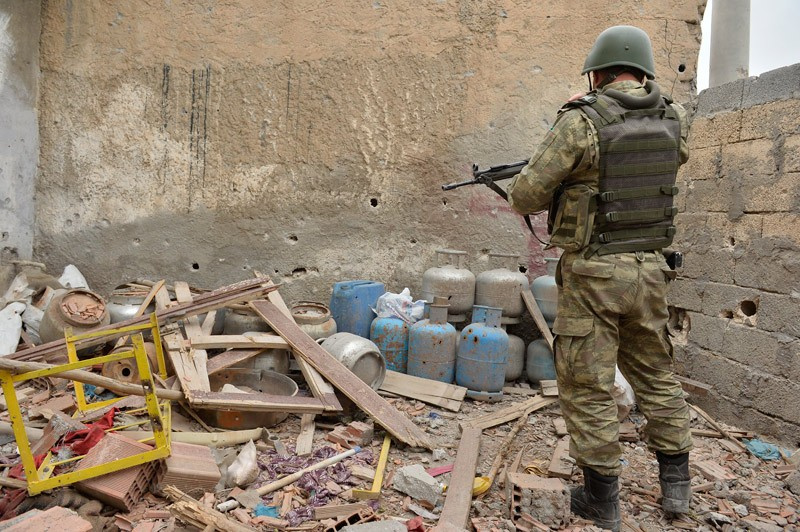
left=4, top=506, right=92, bottom=532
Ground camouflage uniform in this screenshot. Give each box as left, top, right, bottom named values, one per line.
left=508, top=80, right=693, bottom=477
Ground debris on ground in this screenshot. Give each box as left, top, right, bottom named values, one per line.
left=0, top=264, right=796, bottom=531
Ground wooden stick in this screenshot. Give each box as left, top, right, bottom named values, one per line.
left=165, top=485, right=257, bottom=532
left=0, top=357, right=184, bottom=401
left=521, top=291, right=554, bottom=350
left=689, top=404, right=747, bottom=452
left=113, top=280, right=165, bottom=349
left=462, top=396, right=557, bottom=431
left=438, top=427, right=482, bottom=529
left=478, top=409, right=531, bottom=497
left=295, top=414, right=315, bottom=456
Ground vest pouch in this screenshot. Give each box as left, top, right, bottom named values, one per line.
left=548, top=184, right=596, bottom=252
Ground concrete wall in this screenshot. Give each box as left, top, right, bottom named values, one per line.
left=671, top=64, right=800, bottom=445
left=34, top=1, right=705, bottom=304
left=0, top=1, right=40, bottom=284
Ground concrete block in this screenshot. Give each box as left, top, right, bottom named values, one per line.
left=734, top=238, right=800, bottom=294
left=758, top=292, right=800, bottom=337
left=742, top=64, right=800, bottom=108
left=720, top=323, right=782, bottom=370
left=699, top=282, right=763, bottom=319
left=392, top=464, right=441, bottom=505
left=697, top=79, right=745, bottom=116
left=506, top=472, right=570, bottom=528
left=688, top=111, right=743, bottom=148
left=683, top=178, right=734, bottom=214
left=742, top=173, right=800, bottom=214
left=720, top=138, right=777, bottom=181
left=740, top=98, right=800, bottom=140
left=686, top=312, right=728, bottom=352
left=782, top=134, right=800, bottom=173
left=677, top=145, right=721, bottom=181
left=2, top=506, right=92, bottom=532
left=667, top=278, right=704, bottom=312
left=762, top=213, right=800, bottom=246
left=341, top=520, right=408, bottom=532
left=680, top=248, right=734, bottom=284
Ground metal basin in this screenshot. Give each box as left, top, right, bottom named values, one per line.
left=198, top=369, right=298, bottom=430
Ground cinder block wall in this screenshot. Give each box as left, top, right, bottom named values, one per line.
left=671, top=64, right=800, bottom=445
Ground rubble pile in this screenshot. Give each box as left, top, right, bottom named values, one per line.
left=0, top=262, right=796, bottom=531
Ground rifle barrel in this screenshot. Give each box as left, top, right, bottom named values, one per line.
left=441, top=179, right=478, bottom=191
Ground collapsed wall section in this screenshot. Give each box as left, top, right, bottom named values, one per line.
left=671, top=64, right=800, bottom=445
left=34, top=1, right=705, bottom=303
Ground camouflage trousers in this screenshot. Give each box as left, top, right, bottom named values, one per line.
left=553, top=250, right=692, bottom=477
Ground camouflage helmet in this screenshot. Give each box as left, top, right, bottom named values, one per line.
left=582, top=25, right=656, bottom=79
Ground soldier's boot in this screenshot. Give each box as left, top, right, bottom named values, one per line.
left=570, top=467, right=621, bottom=532
left=657, top=451, right=691, bottom=514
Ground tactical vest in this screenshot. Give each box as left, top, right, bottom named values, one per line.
left=569, top=82, right=681, bottom=256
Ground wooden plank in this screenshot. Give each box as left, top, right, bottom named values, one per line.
left=189, top=391, right=326, bottom=413
left=207, top=349, right=264, bottom=376
left=250, top=300, right=431, bottom=449
left=438, top=427, right=482, bottom=528
left=190, top=334, right=289, bottom=350
left=690, top=404, right=747, bottom=452
left=13, top=278, right=278, bottom=363
left=379, top=371, right=466, bottom=412
left=547, top=436, right=573, bottom=479
left=314, top=502, right=369, bottom=520
left=261, top=281, right=341, bottom=412
left=296, top=414, right=315, bottom=456
left=200, top=310, right=217, bottom=336
left=540, top=380, right=558, bottom=397
left=174, top=282, right=210, bottom=393
left=521, top=290, right=554, bottom=350
left=463, top=396, right=558, bottom=431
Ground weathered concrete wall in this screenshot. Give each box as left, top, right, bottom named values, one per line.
left=671, top=64, right=800, bottom=445
left=34, top=1, right=705, bottom=306
left=0, top=1, right=40, bottom=284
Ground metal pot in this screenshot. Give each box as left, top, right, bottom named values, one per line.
left=39, top=289, right=111, bottom=344
left=291, top=301, right=337, bottom=340
left=107, top=286, right=156, bottom=324
left=318, top=332, right=386, bottom=390
left=198, top=369, right=298, bottom=430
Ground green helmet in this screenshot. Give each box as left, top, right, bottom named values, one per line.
left=582, top=25, right=656, bottom=79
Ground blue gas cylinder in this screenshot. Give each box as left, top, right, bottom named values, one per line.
left=370, top=316, right=410, bottom=373
left=526, top=339, right=556, bottom=384
left=408, top=298, right=457, bottom=383
left=456, top=306, right=508, bottom=397
left=329, top=281, right=385, bottom=338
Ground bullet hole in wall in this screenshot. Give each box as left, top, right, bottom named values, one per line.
left=287, top=235, right=298, bottom=243
left=720, top=309, right=734, bottom=319
left=410, top=238, right=417, bottom=244
left=442, top=198, right=448, bottom=206
left=292, top=267, right=307, bottom=277
left=730, top=237, right=736, bottom=246
left=518, top=265, right=528, bottom=274
left=667, top=307, right=690, bottom=342
left=370, top=198, right=379, bottom=207
left=739, top=299, right=758, bottom=317
left=678, top=63, right=686, bottom=73
left=191, top=262, right=200, bottom=271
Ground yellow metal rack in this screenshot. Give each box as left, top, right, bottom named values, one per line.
left=0, top=316, right=171, bottom=495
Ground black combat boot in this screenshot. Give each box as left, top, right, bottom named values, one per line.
left=656, top=451, right=691, bottom=514
left=571, top=467, right=621, bottom=531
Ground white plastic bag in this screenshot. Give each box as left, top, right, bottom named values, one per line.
left=0, top=273, right=35, bottom=307
left=226, top=440, right=259, bottom=488
left=0, top=302, right=26, bottom=356
left=612, top=366, right=636, bottom=420
left=372, top=288, right=426, bottom=324
left=59, top=265, right=89, bottom=290
left=21, top=304, right=43, bottom=345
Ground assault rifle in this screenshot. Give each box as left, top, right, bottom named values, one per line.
left=441, top=160, right=529, bottom=191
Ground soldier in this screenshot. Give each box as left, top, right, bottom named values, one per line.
left=507, top=26, right=693, bottom=531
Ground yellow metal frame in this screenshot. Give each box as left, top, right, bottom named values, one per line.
left=352, top=434, right=391, bottom=500
left=0, top=322, right=171, bottom=495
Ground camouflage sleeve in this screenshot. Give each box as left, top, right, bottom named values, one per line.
left=673, top=102, right=690, bottom=164
left=507, top=109, right=594, bottom=215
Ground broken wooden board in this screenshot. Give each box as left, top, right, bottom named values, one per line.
left=250, top=300, right=431, bottom=449
left=552, top=417, right=568, bottom=437
left=539, top=379, right=558, bottom=397
left=438, top=427, right=482, bottom=529
left=521, top=290, right=555, bottom=350
left=174, top=282, right=211, bottom=393
left=295, top=414, right=315, bottom=456
left=462, top=396, right=558, bottom=431
left=207, top=349, right=264, bottom=376
left=13, top=278, right=279, bottom=363
left=675, top=375, right=711, bottom=396
left=378, top=370, right=466, bottom=412
left=188, top=391, right=326, bottom=413
left=190, top=334, right=289, bottom=350
left=262, top=282, right=341, bottom=412
left=547, top=436, right=573, bottom=479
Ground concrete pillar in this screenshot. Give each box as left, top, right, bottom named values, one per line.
left=709, top=0, right=750, bottom=87
left=0, top=1, right=40, bottom=266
